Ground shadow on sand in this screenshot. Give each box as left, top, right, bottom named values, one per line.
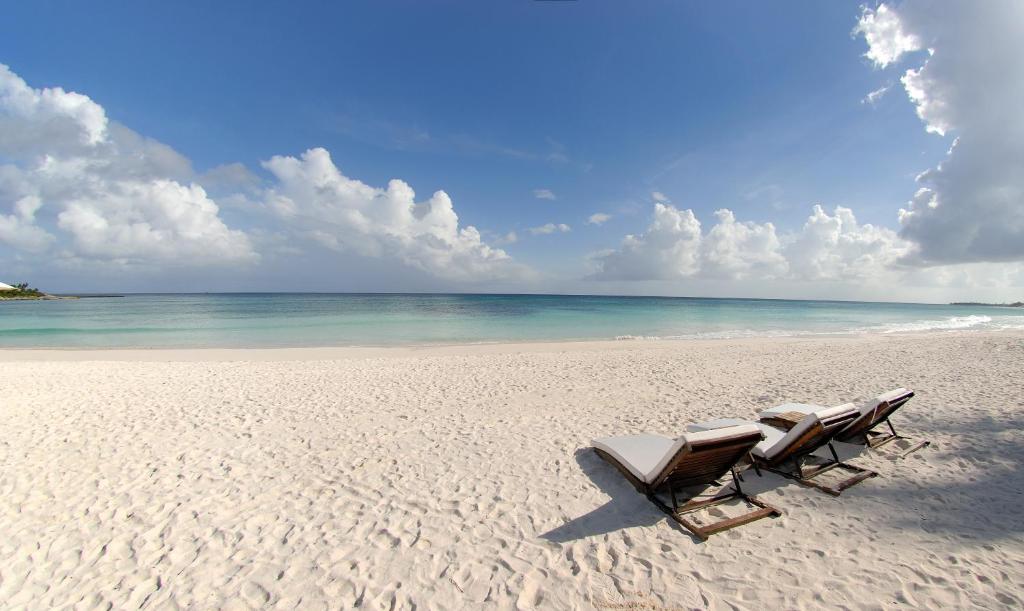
left=542, top=409, right=1023, bottom=545
left=540, top=448, right=792, bottom=544
left=849, top=409, right=1024, bottom=542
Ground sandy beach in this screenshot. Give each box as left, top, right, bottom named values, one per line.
left=1, top=331, right=1022, bottom=609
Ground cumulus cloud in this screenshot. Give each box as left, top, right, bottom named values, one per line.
left=533, top=188, right=556, bottom=200
left=853, top=4, right=921, bottom=68
left=591, top=204, right=909, bottom=282
left=587, top=212, right=611, bottom=226
left=856, top=2, right=1024, bottom=265
left=0, top=63, right=524, bottom=282
left=528, top=223, right=571, bottom=235
left=260, top=148, right=523, bottom=281
left=57, top=180, right=254, bottom=264
left=0, top=64, right=108, bottom=156
left=0, top=195, right=55, bottom=252
left=785, top=205, right=910, bottom=280
left=591, top=204, right=702, bottom=280
left=651, top=191, right=670, bottom=203
left=0, top=63, right=255, bottom=266
left=702, top=209, right=787, bottom=279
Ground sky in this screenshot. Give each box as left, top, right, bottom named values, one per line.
left=1, top=1, right=1023, bottom=302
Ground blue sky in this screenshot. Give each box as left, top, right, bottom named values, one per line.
left=1, top=1, right=1021, bottom=300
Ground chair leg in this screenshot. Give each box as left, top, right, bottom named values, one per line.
left=647, top=488, right=781, bottom=541
left=767, top=453, right=877, bottom=497
left=731, top=468, right=744, bottom=495
left=864, top=420, right=931, bottom=457
left=828, top=442, right=841, bottom=464
left=898, top=439, right=931, bottom=458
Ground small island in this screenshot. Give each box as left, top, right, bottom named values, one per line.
left=0, top=281, right=78, bottom=301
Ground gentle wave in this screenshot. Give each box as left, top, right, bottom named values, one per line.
left=873, top=315, right=993, bottom=333
left=613, top=315, right=1011, bottom=342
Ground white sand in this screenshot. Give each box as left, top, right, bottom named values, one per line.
left=1, top=332, right=1022, bottom=609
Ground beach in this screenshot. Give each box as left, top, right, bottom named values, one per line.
left=1, top=331, right=1022, bottom=609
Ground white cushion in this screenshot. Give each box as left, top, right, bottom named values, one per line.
left=750, top=423, right=786, bottom=456
left=685, top=417, right=751, bottom=432
left=752, top=404, right=857, bottom=460
left=594, top=425, right=761, bottom=484
left=593, top=434, right=680, bottom=484
left=857, top=388, right=911, bottom=416
left=878, top=387, right=911, bottom=403
left=758, top=402, right=824, bottom=419
left=685, top=418, right=783, bottom=456
left=845, top=388, right=911, bottom=434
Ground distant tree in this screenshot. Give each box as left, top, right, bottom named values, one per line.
left=0, top=282, right=44, bottom=298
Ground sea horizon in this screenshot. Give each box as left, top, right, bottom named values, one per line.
left=48, top=290, right=957, bottom=307
left=2, top=292, right=1022, bottom=349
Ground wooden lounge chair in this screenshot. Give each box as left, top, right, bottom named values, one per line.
left=759, top=388, right=929, bottom=457
left=834, top=388, right=929, bottom=455
left=688, top=404, right=875, bottom=496
left=592, top=425, right=781, bottom=541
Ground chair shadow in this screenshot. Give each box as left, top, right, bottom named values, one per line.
left=540, top=448, right=673, bottom=543
left=811, top=440, right=870, bottom=462
left=729, top=465, right=795, bottom=496
left=540, top=448, right=792, bottom=544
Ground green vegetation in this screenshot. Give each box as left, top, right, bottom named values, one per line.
left=0, top=282, right=48, bottom=300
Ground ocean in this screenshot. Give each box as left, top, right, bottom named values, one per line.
left=1, top=293, right=1022, bottom=349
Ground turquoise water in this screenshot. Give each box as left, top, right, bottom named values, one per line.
left=1, top=293, right=1022, bottom=349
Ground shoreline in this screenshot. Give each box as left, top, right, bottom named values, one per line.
left=1, top=328, right=1020, bottom=361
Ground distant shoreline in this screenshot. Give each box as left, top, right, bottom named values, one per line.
left=0, top=294, right=77, bottom=301
left=950, top=301, right=1023, bottom=307
left=0, top=294, right=124, bottom=301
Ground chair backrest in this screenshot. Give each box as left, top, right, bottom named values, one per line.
left=838, top=388, right=914, bottom=441
left=764, top=404, right=858, bottom=465
left=650, top=426, right=764, bottom=490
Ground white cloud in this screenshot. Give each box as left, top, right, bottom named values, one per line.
left=0, top=63, right=525, bottom=282
left=533, top=188, right=556, bottom=200
left=56, top=180, right=255, bottom=264
left=0, top=63, right=256, bottom=266
left=591, top=204, right=910, bottom=282
left=856, top=2, right=1024, bottom=265
left=261, top=148, right=524, bottom=281
left=651, top=191, right=670, bottom=203
left=587, top=212, right=611, bottom=226
left=785, top=205, right=910, bottom=280
left=862, top=84, right=891, bottom=105
left=528, top=222, right=571, bottom=235
left=853, top=4, right=921, bottom=68
left=702, top=209, right=787, bottom=279
left=0, top=195, right=55, bottom=253
left=591, top=203, right=702, bottom=280
left=0, top=64, right=108, bottom=156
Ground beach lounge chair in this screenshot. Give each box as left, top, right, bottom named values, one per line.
left=687, top=404, right=875, bottom=496
left=836, top=388, right=929, bottom=453
left=759, top=388, right=929, bottom=456
left=592, top=425, right=781, bottom=540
